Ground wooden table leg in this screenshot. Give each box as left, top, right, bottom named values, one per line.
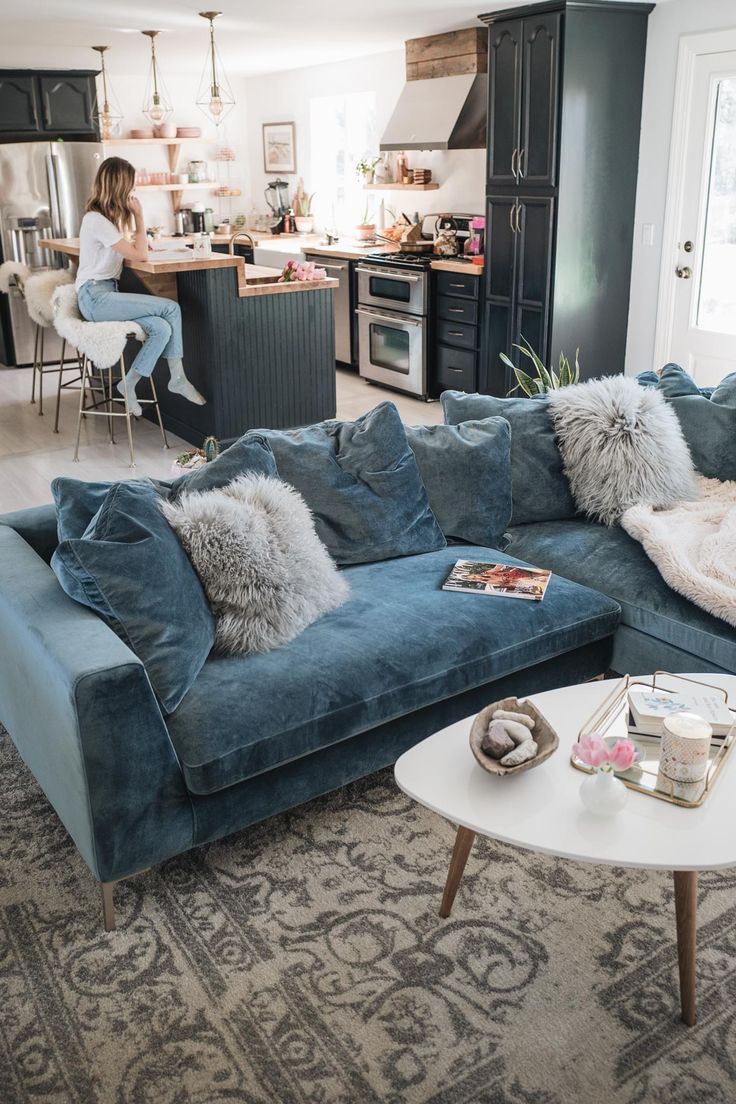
left=673, top=870, right=697, bottom=1026
left=440, top=826, right=476, bottom=918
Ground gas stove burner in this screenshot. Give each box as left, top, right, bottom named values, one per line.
left=363, top=251, right=435, bottom=269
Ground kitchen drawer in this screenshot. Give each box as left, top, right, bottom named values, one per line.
left=436, top=270, right=480, bottom=300
left=435, top=344, right=477, bottom=393
left=437, top=295, right=479, bottom=325
left=436, top=318, right=478, bottom=350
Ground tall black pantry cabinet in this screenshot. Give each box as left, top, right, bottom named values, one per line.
left=478, top=2, right=653, bottom=396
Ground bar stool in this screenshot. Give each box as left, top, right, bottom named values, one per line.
left=51, top=284, right=169, bottom=468
left=0, top=261, right=77, bottom=424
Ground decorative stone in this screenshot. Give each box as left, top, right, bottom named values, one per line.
left=493, top=709, right=535, bottom=730
left=500, top=739, right=538, bottom=768
left=481, top=721, right=515, bottom=760
left=492, top=718, right=534, bottom=746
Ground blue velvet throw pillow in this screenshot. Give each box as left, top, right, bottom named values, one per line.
left=52, top=477, right=172, bottom=542
left=51, top=481, right=215, bottom=713
left=404, top=418, right=512, bottom=548
left=248, top=401, right=446, bottom=564
left=636, top=366, right=736, bottom=480
left=169, top=433, right=278, bottom=499
left=440, top=391, right=576, bottom=525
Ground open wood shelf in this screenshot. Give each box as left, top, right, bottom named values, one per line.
left=102, top=137, right=205, bottom=146
left=135, top=182, right=214, bottom=192
left=363, top=183, right=440, bottom=191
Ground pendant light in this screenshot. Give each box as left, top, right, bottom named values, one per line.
left=196, top=11, right=235, bottom=126
left=141, top=30, right=173, bottom=124
left=91, top=46, right=122, bottom=140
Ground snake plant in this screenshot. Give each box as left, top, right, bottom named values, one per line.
left=501, top=336, right=580, bottom=397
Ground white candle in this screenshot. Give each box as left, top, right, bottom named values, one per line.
left=660, top=711, right=712, bottom=784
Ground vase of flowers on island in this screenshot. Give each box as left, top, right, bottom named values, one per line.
left=573, top=733, right=638, bottom=816
left=278, top=259, right=327, bottom=283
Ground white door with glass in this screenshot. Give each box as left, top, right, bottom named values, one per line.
left=659, top=40, right=736, bottom=385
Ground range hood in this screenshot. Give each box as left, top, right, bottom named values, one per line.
left=380, top=72, right=487, bottom=152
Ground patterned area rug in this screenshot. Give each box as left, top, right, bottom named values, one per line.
left=2, top=725, right=736, bottom=1104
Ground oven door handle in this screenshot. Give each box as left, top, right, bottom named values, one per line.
left=356, top=265, right=421, bottom=283
left=355, top=307, right=422, bottom=327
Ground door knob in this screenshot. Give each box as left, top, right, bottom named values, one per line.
left=683, top=240, right=694, bottom=252
left=676, top=266, right=692, bottom=279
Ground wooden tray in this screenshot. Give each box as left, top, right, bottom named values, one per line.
left=470, top=696, right=559, bottom=776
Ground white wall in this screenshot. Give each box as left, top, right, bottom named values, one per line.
left=626, top=0, right=736, bottom=376
left=243, top=49, right=486, bottom=231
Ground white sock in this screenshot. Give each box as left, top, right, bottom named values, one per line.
left=116, top=369, right=142, bottom=417
left=167, top=358, right=206, bottom=405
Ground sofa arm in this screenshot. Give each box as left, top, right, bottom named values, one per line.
left=0, top=502, right=58, bottom=562
left=0, top=527, right=193, bottom=882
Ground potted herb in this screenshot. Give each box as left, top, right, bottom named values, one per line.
left=293, top=179, right=316, bottom=233
left=501, top=336, right=581, bottom=397
left=354, top=203, right=376, bottom=241
left=356, top=156, right=380, bottom=185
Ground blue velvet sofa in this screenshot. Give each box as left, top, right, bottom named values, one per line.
left=0, top=496, right=619, bottom=928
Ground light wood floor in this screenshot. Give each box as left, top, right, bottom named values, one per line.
left=0, top=365, right=442, bottom=512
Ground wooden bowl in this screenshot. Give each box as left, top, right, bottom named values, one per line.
left=470, top=696, right=559, bottom=776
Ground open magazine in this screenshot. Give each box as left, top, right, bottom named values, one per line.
left=442, top=560, right=551, bottom=602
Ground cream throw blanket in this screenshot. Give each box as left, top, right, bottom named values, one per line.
left=621, top=476, right=736, bottom=627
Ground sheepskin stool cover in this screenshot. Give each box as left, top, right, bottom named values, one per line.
left=163, top=474, right=350, bottom=655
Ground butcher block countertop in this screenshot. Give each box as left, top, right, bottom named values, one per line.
left=41, top=239, right=338, bottom=298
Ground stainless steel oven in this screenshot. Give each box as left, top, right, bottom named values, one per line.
left=356, top=259, right=429, bottom=397
left=356, top=262, right=427, bottom=316
left=356, top=304, right=426, bottom=397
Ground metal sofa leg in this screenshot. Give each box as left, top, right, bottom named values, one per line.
left=100, top=881, right=116, bottom=932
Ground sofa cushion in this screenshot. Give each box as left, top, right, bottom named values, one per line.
left=404, top=417, right=512, bottom=548
left=52, top=477, right=171, bottom=541
left=169, top=433, right=278, bottom=498
left=166, top=544, right=620, bottom=795
left=51, top=481, right=215, bottom=713
left=440, top=391, right=576, bottom=524
left=505, top=520, right=736, bottom=672
left=636, top=367, right=736, bottom=480
left=249, top=401, right=446, bottom=564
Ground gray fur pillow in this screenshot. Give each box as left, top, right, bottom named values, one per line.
left=548, top=376, right=699, bottom=526
left=162, top=475, right=349, bottom=655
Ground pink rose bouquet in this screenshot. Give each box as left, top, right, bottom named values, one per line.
left=279, top=259, right=327, bottom=283
left=572, top=732, right=638, bottom=773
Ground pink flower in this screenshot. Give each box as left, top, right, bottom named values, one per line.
left=572, top=733, right=610, bottom=769
left=608, top=738, right=637, bottom=772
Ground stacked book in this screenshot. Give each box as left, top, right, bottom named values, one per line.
left=627, top=687, right=735, bottom=741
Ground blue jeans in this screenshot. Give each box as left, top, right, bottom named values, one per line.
left=77, top=279, right=183, bottom=378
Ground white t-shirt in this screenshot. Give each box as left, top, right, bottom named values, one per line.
left=75, top=211, right=124, bottom=289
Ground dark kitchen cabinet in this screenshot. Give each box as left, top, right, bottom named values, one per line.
left=479, top=1, right=654, bottom=395
left=0, top=75, right=40, bottom=133
left=0, top=70, right=98, bottom=141
left=431, top=268, right=484, bottom=398
left=38, top=75, right=95, bottom=134
left=483, top=194, right=554, bottom=394
left=486, top=12, right=559, bottom=189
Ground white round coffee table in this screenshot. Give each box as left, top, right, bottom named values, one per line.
left=394, top=674, right=736, bottom=1027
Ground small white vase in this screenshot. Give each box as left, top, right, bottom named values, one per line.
left=294, top=216, right=314, bottom=233
left=580, top=769, right=628, bottom=816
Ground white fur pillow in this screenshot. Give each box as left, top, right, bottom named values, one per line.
left=162, top=475, right=349, bottom=655
left=548, top=376, right=699, bottom=526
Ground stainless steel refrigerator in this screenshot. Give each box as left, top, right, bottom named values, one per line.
left=0, top=141, right=102, bottom=366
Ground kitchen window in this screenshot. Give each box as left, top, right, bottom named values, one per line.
left=310, top=90, right=377, bottom=231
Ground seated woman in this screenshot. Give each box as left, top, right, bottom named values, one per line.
left=75, top=156, right=205, bottom=416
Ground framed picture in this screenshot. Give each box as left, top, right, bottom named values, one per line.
left=262, top=122, right=297, bottom=174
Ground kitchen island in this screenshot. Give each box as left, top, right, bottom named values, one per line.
left=42, top=239, right=338, bottom=446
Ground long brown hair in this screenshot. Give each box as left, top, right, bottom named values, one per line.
left=85, top=157, right=136, bottom=230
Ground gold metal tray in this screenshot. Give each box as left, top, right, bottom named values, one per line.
left=571, top=672, right=736, bottom=808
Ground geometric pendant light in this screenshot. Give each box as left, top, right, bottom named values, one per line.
left=91, top=46, right=123, bottom=140
left=196, top=11, right=235, bottom=127
left=141, top=30, right=173, bottom=124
